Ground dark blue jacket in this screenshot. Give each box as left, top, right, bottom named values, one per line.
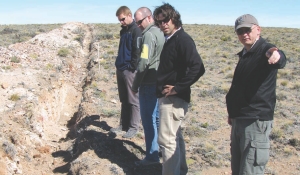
left=115, top=21, right=142, bottom=71
left=226, top=37, right=286, bottom=120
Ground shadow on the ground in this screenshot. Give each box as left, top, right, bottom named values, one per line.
left=52, top=115, right=162, bottom=175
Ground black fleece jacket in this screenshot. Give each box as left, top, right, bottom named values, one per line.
left=226, top=37, right=286, bottom=120
left=156, top=28, right=205, bottom=103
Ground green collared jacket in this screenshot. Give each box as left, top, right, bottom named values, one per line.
left=131, top=23, right=165, bottom=92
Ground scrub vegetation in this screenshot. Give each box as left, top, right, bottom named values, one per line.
left=0, top=23, right=299, bottom=175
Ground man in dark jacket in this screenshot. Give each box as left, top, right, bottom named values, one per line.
left=226, top=14, right=286, bottom=175
left=110, top=6, right=142, bottom=138
left=153, top=3, right=205, bottom=175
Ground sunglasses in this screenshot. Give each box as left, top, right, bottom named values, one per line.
left=119, top=17, right=126, bottom=22
left=156, top=17, right=170, bottom=25
left=136, top=16, right=147, bottom=25
left=236, top=26, right=256, bottom=35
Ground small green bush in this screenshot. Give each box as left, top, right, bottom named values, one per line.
left=280, top=81, right=288, bottom=86
left=38, top=28, right=45, bottom=32
left=46, top=63, right=53, bottom=70
left=220, top=35, right=231, bottom=41
left=72, top=27, right=84, bottom=34
left=270, top=128, right=283, bottom=140
left=101, top=109, right=119, bottom=117
left=184, top=126, right=206, bottom=138
left=186, top=158, right=195, bottom=165
left=94, top=90, right=106, bottom=99
left=107, top=50, right=114, bottom=55
left=74, top=36, right=83, bottom=42
left=283, top=147, right=293, bottom=156
left=205, top=142, right=215, bottom=152
left=29, top=53, right=38, bottom=59
left=281, top=121, right=293, bottom=130
left=200, top=122, right=209, bottom=128
left=199, top=86, right=227, bottom=98
left=94, top=33, right=114, bottom=41
left=57, top=48, right=69, bottom=57
left=292, top=84, right=300, bottom=90
left=9, top=94, right=20, bottom=101
left=276, top=93, right=287, bottom=101
left=10, top=56, right=20, bottom=63
left=225, top=73, right=234, bottom=79
left=2, top=66, right=11, bottom=70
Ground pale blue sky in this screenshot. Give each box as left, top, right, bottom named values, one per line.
left=0, top=0, right=299, bottom=28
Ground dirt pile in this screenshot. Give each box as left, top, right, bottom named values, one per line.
left=0, top=21, right=158, bottom=175
left=0, top=22, right=94, bottom=174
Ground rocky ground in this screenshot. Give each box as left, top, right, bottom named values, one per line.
left=0, top=22, right=299, bottom=175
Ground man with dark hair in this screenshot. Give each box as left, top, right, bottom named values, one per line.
left=153, top=3, right=205, bottom=175
left=111, top=6, right=142, bottom=138
left=226, top=14, right=286, bottom=175
left=132, top=6, right=165, bottom=166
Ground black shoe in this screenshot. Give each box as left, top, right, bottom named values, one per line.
left=110, top=125, right=122, bottom=133
left=122, top=129, right=137, bottom=138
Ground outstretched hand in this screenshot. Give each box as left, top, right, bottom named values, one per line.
left=266, top=47, right=280, bottom=64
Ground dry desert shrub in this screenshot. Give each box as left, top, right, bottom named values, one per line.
left=57, top=47, right=70, bottom=57
left=1, top=141, right=16, bottom=160
left=9, top=94, right=20, bottom=101
left=73, top=27, right=85, bottom=46
left=69, top=158, right=90, bottom=175
left=0, top=24, right=62, bottom=47
left=10, top=56, right=21, bottom=63
left=0, top=23, right=299, bottom=175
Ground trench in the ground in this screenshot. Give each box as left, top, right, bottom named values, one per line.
left=61, top=25, right=96, bottom=138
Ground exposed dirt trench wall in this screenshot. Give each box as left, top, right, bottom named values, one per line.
left=0, top=22, right=96, bottom=174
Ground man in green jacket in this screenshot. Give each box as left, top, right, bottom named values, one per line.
left=132, top=7, right=165, bottom=166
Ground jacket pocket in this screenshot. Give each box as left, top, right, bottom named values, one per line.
left=247, top=140, right=270, bottom=166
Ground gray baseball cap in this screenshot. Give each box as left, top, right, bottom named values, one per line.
left=235, top=14, right=259, bottom=31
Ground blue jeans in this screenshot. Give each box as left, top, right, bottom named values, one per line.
left=139, top=84, right=159, bottom=162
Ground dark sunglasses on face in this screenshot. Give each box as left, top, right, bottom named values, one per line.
left=119, top=17, right=126, bottom=22
left=156, top=17, right=170, bottom=25
left=136, top=16, right=147, bottom=25
left=236, top=27, right=253, bottom=35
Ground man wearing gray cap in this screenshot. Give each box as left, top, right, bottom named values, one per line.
left=226, top=14, right=286, bottom=175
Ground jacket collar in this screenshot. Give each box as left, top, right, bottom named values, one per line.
left=166, top=27, right=182, bottom=41
left=142, top=23, right=156, bottom=35
left=237, top=37, right=266, bottom=56
left=121, top=20, right=135, bottom=30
